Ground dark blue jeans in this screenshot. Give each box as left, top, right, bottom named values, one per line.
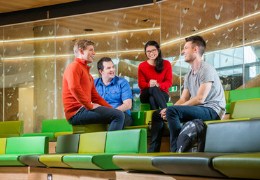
left=68, top=106, right=124, bottom=131
left=149, top=105, right=219, bottom=152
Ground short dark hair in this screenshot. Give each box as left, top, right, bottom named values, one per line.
left=97, top=57, right=113, bottom=71
left=185, top=35, right=206, bottom=55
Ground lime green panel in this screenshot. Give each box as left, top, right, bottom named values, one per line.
left=213, top=153, right=260, bottom=179
left=6, top=136, right=48, bottom=154
left=78, top=132, right=107, bottom=153
left=105, top=129, right=147, bottom=153
left=73, top=124, right=107, bottom=134
left=124, top=125, right=149, bottom=130
left=140, top=104, right=150, bottom=111
left=231, top=98, right=260, bottom=119
left=39, top=154, right=70, bottom=168
left=0, top=121, right=23, bottom=135
left=229, top=87, right=260, bottom=102
left=63, top=154, right=101, bottom=169
left=131, top=111, right=145, bottom=126
left=144, top=110, right=155, bottom=125
left=0, top=138, right=6, bottom=154
left=0, top=154, right=25, bottom=166
left=54, top=131, right=73, bottom=138
left=42, top=119, right=73, bottom=133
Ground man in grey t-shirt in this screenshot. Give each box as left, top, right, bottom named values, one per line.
left=149, top=35, right=226, bottom=152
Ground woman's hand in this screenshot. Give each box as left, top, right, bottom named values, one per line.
left=149, top=79, right=157, bottom=87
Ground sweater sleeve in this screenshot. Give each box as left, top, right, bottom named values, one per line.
left=159, top=61, right=173, bottom=91
left=65, top=64, right=94, bottom=110
left=138, top=63, right=149, bottom=90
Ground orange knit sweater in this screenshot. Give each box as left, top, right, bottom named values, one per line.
left=62, top=58, right=111, bottom=120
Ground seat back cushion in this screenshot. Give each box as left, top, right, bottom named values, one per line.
left=205, top=119, right=260, bottom=153
left=105, top=129, right=147, bottom=153
left=6, top=136, right=48, bottom=154
left=78, top=131, right=107, bottom=153
left=56, top=134, right=80, bottom=153
left=0, top=138, right=7, bottom=154
left=231, top=98, right=260, bottom=119
left=229, top=87, right=260, bottom=102
left=0, top=121, right=23, bottom=136
left=41, top=119, right=73, bottom=133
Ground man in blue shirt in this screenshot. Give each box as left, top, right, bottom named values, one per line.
left=95, top=57, right=133, bottom=126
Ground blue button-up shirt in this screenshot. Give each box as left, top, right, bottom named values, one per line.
left=94, top=76, right=132, bottom=115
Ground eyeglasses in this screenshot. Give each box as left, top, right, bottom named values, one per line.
left=146, top=49, right=158, bottom=54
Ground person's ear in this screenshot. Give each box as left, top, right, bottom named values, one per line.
left=98, top=69, right=102, bottom=75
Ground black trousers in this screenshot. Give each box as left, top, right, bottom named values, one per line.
left=140, top=86, right=169, bottom=110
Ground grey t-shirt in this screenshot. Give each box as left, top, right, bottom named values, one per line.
left=184, top=61, right=226, bottom=119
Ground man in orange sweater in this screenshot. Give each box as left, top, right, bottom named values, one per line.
left=62, top=39, right=124, bottom=131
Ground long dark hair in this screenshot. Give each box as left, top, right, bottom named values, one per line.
left=144, top=41, right=163, bottom=73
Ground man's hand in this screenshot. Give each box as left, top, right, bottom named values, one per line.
left=160, top=108, right=167, bottom=120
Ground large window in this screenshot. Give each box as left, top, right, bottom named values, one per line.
left=0, top=0, right=260, bottom=132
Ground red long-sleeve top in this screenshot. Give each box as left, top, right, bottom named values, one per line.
left=138, top=60, right=173, bottom=94
left=62, top=58, right=111, bottom=120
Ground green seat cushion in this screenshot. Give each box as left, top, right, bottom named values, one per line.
left=0, top=154, right=25, bottom=166
left=78, top=132, right=107, bottom=153
left=6, top=136, right=48, bottom=154
left=0, top=121, right=23, bottom=137
left=19, top=155, right=46, bottom=167
left=41, top=119, right=73, bottom=133
left=113, top=153, right=173, bottom=172
left=152, top=153, right=227, bottom=177
left=213, top=153, right=260, bottom=179
left=0, top=138, right=7, bottom=154
left=63, top=153, right=119, bottom=170
left=39, top=154, right=71, bottom=168
left=105, top=129, right=147, bottom=153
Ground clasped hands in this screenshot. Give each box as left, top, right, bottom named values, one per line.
left=149, top=79, right=159, bottom=87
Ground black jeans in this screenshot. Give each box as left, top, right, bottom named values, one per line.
left=140, top=86, right=169, bottom=110
left=148, top=106, right=220, bottom=152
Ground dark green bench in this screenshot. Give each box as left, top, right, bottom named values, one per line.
left=0, top=121, right=23, bottom=138
left=151, top=119, right=260, bottom=178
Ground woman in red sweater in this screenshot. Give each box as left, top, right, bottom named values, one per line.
left=138, top=41, right=173, bottom=110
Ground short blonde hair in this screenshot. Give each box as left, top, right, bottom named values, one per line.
left=73, top=39, right=94, bottom=56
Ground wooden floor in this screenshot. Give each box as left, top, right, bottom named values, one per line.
left=0, top=167, right=234, bottom=180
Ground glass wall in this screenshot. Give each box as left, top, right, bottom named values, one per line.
left=0, top=0, right=259, bottom=132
